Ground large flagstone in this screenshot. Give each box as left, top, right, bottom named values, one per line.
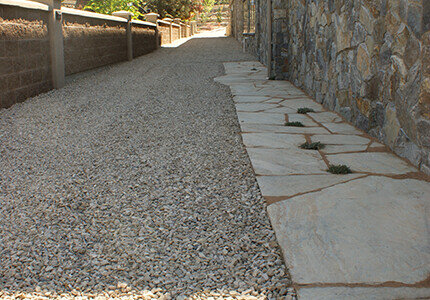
left=257, top=174, right=363, bottom=197
left=297, top=287, right=430, bottom=300
left=247, top=148, right=326, bottom=175
left=267, top=176, right=430, bottom=284
left=241, top=133, right=306, bottom=149
left=326, top=152, right=417, bottom=174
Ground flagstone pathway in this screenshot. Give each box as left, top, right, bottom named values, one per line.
left=215, top=61, right=430, bottom=300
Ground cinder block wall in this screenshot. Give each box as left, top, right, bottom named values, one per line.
left=0, top=4, right=52, bottom=109
left=132, top=23, right=157, bottom=58
left=158, top=22, right=171, bottom=45
left=63, top=14, right=127, bottom=75
left=172, top=25, right=180, bottom=41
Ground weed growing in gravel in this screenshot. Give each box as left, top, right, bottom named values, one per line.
left=285, top=121, right=305, bottom=127
left=297, top=107, right=315, bottom=114
left=327, top=164, right=352, bottom=174
left=300, top=141, right=325, bottom=150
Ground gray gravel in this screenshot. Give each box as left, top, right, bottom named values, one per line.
left=0, top=34, right=294, bottom=299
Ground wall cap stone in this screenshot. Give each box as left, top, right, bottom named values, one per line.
left=131, top=19, right=156, bottom=27
left=61, top=7, right=127, bottom=23
left=0, top=0, right=50, bottom=11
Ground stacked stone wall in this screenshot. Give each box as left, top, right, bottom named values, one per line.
left=230, top=0, right=430, bottom=173
left=0, top=5, right=52, bottom=109
left=281, top=0, right=430, bottom=173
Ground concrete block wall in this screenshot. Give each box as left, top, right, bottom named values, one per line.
left=63, top=12, right=128, bottom=75
left=1, top=0, right=195, bottom=110
left=132, top=22, right=157, bottom=58
left=157, top=20, right=171, bottom=45
left=172, top=24, right=180, bottom=41
left=0, top=2, right=52, bottom=109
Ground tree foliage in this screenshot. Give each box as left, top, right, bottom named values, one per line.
left=84, top=0, right=144, bottom=18
left=84, top=0, right=213, bottom=20
left=144, top=0, right=203, bottom=19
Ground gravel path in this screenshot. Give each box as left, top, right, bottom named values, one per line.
left=0, top=32, right=293, bottom=299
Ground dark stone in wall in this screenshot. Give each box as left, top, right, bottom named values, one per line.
left=424, top=0, right=430, bottom=32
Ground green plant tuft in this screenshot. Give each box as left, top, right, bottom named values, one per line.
left=285, top=121, right=305, bottom=127
left=327, top=164, right=352, bottom=174
left=297, top=107, right=315, bottom=114
left=300, top=141, right=325, bottom=150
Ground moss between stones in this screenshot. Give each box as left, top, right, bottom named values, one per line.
left=300, top=141, right=325, bottom=150
left=285, top=121, right=305, bottom=127
left=327, top=164, right=352, bottom=174
left=297, top=107, right=315, bottom=114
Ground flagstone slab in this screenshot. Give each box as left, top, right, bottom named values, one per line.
left=297, top=287, right=430, bottom=300
left=279, top=99, right=324, bottom=111
left=257, top=174, right=363, bottom=197
left=264, top=106, right=298, bottom=114
left=247, top=148, right=327, bottom=175
left=235, top=103, right=278, bottom=112
left=321, top=144, right=368, bottom=154
left=237, top=112, right=285, bottom=125
left=311, top=134, right=370, bottom=145
left=267, top=176, right=430, bottom=284
left=322, top=122, right=363, bottom=134
left=326, top=152, right=417, bottom=174
left=233, top=96, right=273, bottom=103
left=241, top=133, right=306, bottom=149
left=308, top=112, right=343, bottom=123
left=240, top=124, right=330, bottom=134
left=287, top=114, right=319, bottom=127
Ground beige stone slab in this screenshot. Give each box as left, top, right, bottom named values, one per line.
left=235, top=103, right=278, bottom=112
left=287, top=114, right=319, bottom=126
left=233, top=96, right=272, bottom=103
left=326, top=152, right=417, bottom=174
left=237, top=112, right=285, bottom=125
left=258, top=87, right=306, bottom=96
left=311, top=134, right=370, bottom=145
left=308, top=112, right=343, bottom=123
left=321, top=144, right=368, bottom=154
left=298, top=287, right=430, bottom=300
left=240, top=124, right=330, bottom=134
left=247, top=148, right=327, bottom=175
left=279, top=99, right=324, bottom=111
left=241, top=133, right=306, bottom=148
left=267, top=176, right=430, bottom=284
left=264, top=106, right=297, bottom=114
left=322, top=122, right=363, bottom=134
left=257, top=174, right=363, bottom=197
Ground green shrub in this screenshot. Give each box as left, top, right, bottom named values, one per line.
left=297, top=107, right=315, bottom=114
left=300, top=141, right=325, bottom=150
left=327, top=164, right=352, bottom=174
left=285, top=121, right=305, bottom=127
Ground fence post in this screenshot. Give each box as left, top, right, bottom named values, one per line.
left=33, top=0, right=65, bottom=88
left=113, top=11, right=133, bottom=61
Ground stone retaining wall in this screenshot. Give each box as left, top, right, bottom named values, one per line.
left=0, top=3, right=52, bottom=109
left=172, top=25, right=180, bottom=41
left=230, top=0, right=430, bottom=174
left=158, top=21, right=171, bottom=45
left=132, top=23, right=157, bottom=58
left=63, top=13, right=127, bottom=75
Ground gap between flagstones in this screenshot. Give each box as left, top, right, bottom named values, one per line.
left=215, top=61, right=430, bottom=299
